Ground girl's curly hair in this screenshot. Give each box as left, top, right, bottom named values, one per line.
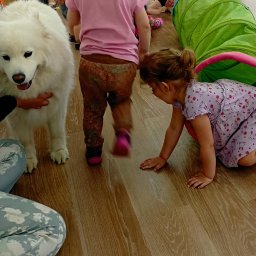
left=140, top=48, right=196, bottom=84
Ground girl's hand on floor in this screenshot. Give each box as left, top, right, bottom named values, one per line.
left=187, top=172, right=213, bottom=189
left=140, top=156, right=166, bottom=171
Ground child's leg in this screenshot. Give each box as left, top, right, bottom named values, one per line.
left=165, top=0, right=175, bottom=11
left=0, top=139, right=26, bottom=193
left=0, top=191, right=66, bottom=255
left=238, top=150, right=256, bottom=166
left=79, top=57, right=108, bottom=150
left=107, top=62, right=137, bottom=156
left=107, top=63, right=137, bottom=132
left=111, top=99, right=132, bottom=132
left=147, top=0, right=162, bottom=10
left=147, top=0, right=168, bottom=14
left=60, top=3, right=68, bottom=19
left=236, top=113, right=256, bottom=167
left=38, top=0, right=49, bottom=4
left=218, top=111, right=256, bottom=168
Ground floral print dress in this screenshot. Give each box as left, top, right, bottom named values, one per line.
left=182, top=79, right=256, bottom=167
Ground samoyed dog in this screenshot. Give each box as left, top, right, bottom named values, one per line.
left=0, top=0, right=74, bottom=172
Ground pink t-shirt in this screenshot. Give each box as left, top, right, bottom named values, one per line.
left=65, top=0, right=147, bottom=64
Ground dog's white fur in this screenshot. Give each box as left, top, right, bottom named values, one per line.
left=0, top=0, right=74, bottom=172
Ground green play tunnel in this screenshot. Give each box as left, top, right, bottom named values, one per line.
left=172, top=0, right=256, bottom=85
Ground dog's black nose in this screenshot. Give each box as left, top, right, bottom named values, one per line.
left=12, top=73, right=26, bottom=84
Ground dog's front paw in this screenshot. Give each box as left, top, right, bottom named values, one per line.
left=50, top=148, right=69, bottom=164
left=26, top=157, right=38, bottom=173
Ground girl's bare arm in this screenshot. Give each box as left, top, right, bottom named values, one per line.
left=140, top=107, right=184, bottom=171
left=188, top=114, right=216, bottom=188
left=134, top=8, right=151, bottom=63
left=159, top=107, right=185, bottom=160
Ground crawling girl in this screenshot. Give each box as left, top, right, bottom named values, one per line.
left=139, top=48, right=256, bottom=188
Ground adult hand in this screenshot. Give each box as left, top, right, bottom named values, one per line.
left=187, top=172, right=213, bottom=189
left=17, top=92, right=53, bottom=109
left=140, top=156, right=166, bottom=171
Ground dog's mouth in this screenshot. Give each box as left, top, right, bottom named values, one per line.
left=16, top=67, right=38, bottom=90
left=17, top=80, right=32, bottom=90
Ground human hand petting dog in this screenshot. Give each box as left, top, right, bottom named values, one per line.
left=16, top=92, right=53, bottom=109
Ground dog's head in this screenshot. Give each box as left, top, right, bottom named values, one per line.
left=0, top=17, right=49, bottom=91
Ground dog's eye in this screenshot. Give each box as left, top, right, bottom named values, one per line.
left=2, top=55, right=10, bottom=61
left=24, top=51, right=33, bottom=58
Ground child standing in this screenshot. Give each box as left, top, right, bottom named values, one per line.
left=66, top=0, right=151, bottom=165
left=139, top=48, right=256, bottom=188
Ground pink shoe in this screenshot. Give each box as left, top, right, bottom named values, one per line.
left=86, top=147, right=102, bottom=166
left=112, top=129, right=131, bottom=156
left=87, top=156, right=102, bottom=166
left=149, top=16, right=164, bottom=29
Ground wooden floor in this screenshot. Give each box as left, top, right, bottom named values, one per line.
left=1, top=2, right=256, bottom=255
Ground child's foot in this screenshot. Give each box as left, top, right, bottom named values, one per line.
left=69, top=34, right=80, bottom=50
left=75, top=42, right=80, bottom=50
left=86, top=147, right=102, bottom=166
left=112, top=129, right=131, bottom=156
left=69, top=34, right=76, bottom=43
left=49, top=1, right=57, bottom=9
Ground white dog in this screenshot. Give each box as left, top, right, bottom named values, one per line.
left=0, top=0, right=74, bottom=172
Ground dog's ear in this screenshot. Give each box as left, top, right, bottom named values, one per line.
left=0, top=21, right=9, bottom=49
left=32, top=12, right=51, bottom=39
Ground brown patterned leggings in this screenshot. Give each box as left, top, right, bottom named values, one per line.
left=79, top=55, right=137, bottom=148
